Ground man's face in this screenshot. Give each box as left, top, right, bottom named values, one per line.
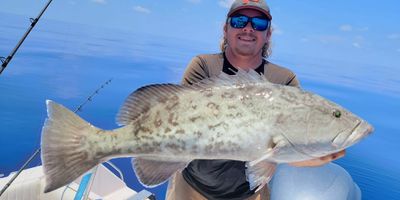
left=224, top=9, right=270, bottom=57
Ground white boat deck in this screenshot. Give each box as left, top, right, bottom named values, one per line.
left=0, top=164, right=154, bottom=200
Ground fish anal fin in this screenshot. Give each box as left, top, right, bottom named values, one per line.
left=132, top=158, right=188, bottom=187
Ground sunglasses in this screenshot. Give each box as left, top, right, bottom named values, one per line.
left=229, top=14, right=271, bottom=31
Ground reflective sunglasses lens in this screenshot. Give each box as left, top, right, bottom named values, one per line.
left=230, top=16, right=249, bottom=28
left=252, top=18, right=269, bottom=31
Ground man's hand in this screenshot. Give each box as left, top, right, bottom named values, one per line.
left=289, top=150, right=346, bottom=167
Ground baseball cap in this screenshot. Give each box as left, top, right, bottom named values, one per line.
left=227, top=0, right=272, bottom=20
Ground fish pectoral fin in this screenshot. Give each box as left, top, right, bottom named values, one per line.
left=245, top=160, right=277, bottom=192
left=132, top=158, right=188, bottom=187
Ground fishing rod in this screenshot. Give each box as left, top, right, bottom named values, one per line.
left=0, top=0, right=53, bottom=75
left=0, top=78, right=112, bottom=197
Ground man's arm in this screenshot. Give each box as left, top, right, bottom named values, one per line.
left=290, top=150, right=346, bottom=167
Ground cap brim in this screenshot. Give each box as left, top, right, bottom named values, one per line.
left=228, top=6, right=272, bottom=20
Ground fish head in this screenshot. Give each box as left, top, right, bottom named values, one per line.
left=298, top=94, right=374, bottom=157
left=309, top=99, right=373, bottom=156
left=270, top=91, right=373, bottom=161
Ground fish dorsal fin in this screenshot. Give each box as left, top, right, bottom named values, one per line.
left=116, top=84, right=186, bottom=126
left=117, top=69, right=267, bottom=125
left=236, top=68, right=267, bottom=83
left=132, top=158, right=188, bottom=187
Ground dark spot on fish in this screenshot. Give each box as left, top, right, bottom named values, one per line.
left=226, top=113, right=235, bottom=118
left=201, top=89, right=214, bottom=97
left=138, top=126, right=153, bottom=134
left=226, top=141, right=241, bottom=151
left=166, top=143, right=180, bottom=151
left=95, top=151, right=109, bottom=160
left=158, top=96, right=168, bottom=104
left=165, top=127, right=172, bottom=133
left=165, top=141, right=186, bottom=153
left=208, top=123, right=219, bottom=130
left=236, top=113, right=243, bottom=118
left=207, top=102, right=219, bottom=109
left=276, top=114, right=287, bottom=124
left=136, top=142, right=160, bottom=154
left=205, top=144, right=213, bottom=153
left=205, top=141, right=227, bottom=154
left=178, top=139, right=186, bottom=150
left=168, top=135, right=175, bottom=140
left=191, top=144, right=199, bottom=153
left=207, top=102, right=220, bottom=117
left=95, top=130, right=104, bottom=135
left=227, top=105, right=237, bottom=110
left=154, top=118, right=163, bottom=128
left=189, top=116, right=201, bottom=122
left=166, top=101, right=179, bottom=111
left=140, top=113, right=150, bottom=122
left=216, top=132, right=223, bottom=137
left=222, top=92, right=235, bottom=99
left=268, top=139, right=277, bottom=150
left=194, top=131, right=203, bottom=138
left=176, top=129, right=185, bottom=135
left=143, top=143, right=150, bottom=147
left=171, top=95, right=179, bottom=101
left=152, top=141, right=161, bottom=147
left=168, top=113, right=179, bottom=126
left=139, top=143, right=150, bottom=153
left=113, top=148, right=124, bottom=154
left=140, top=135, right=153, bottom=141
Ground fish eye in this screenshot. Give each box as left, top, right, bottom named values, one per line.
left=333, top=110, right=341, bottom=118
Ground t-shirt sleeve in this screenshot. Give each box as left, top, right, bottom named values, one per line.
left=181, top=56, right=209, bottom=86
left=286, top=73, right=300, bottom=87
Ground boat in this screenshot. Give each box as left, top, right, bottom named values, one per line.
left=0, top=164, right=155, bottom=200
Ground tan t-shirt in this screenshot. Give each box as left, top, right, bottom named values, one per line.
left=181, top=53, right=300, bottom=87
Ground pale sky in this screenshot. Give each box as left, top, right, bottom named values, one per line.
left=1, top=0, right=399, bottom=69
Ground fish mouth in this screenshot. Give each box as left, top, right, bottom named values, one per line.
left=342, top=120, right=373, bottom=148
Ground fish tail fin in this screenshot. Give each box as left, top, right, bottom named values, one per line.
left=41, top=100, right=102, bottom=193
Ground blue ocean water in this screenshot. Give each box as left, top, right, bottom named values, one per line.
left=1, top=12, right=399, bottom=199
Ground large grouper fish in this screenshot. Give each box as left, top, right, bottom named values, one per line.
left=41, top=69, right=373, bottom=193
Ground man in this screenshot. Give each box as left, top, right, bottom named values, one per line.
left=166, top=0, right=345, bottom=199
